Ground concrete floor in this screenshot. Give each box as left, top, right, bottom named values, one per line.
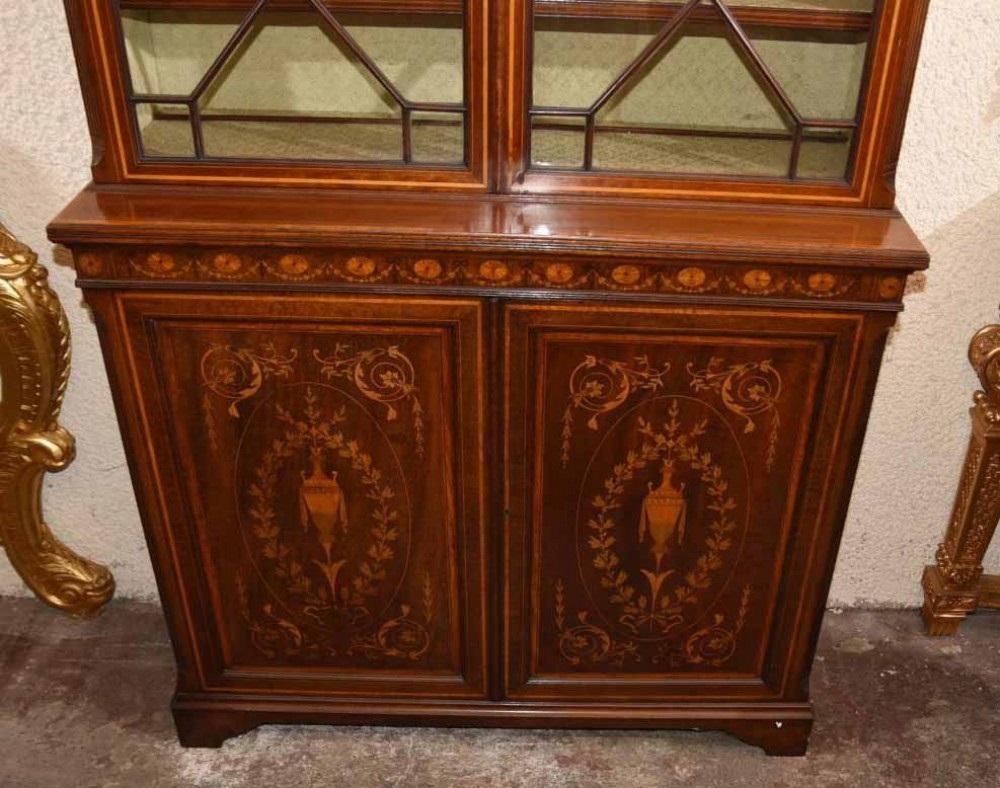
left=1, top=598, right=998, bottom=788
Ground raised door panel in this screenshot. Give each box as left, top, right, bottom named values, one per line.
left=102, top=292, right=487, bottom=699
left=504, top=302, right=864, bottom=701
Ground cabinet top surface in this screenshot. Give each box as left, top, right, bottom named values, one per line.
left=49, top=185, right=927, bottom=270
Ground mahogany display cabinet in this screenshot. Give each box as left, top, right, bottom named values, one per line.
left=49, top=0, right=931, bottom=755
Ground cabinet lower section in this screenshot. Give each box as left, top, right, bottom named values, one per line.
left=172, top=694, right=813, bottom=755
left=80, top=283, right=896, bottom=756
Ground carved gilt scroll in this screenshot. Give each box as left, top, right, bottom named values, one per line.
left=922, top=322, right=1000, bottom=635
left=0, top=223, right=114, bottom=616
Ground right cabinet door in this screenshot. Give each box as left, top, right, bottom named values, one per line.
left=503, top=301, right=872, bottom=703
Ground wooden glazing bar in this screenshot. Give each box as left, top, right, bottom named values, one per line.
left=189, top=100, right=207, bottom=157
left=789, top=125, right=802, bottom=178
left=586, top=0, right=701, bottom=116
left=529, top=107, right=589, bottom=117
left=189, top=0, right=270, bottom=101
left=150, top=109, right=466, bottom=125
left=118, top=0, right=871, bottom=32
left=130, top=94, right=192, bottom=104
left=119, top=0, right=464, bottom=14
left=583, top=115, right=595, bottom=169
left=707, top=0, right=804, bottom=176
left=712, top=0, right=802, bottom=125
left=536, top=1, right=872, bottom=31
left=402, top=106, right=413, bottom=163
left=305, top=0, right=409, bottom=108
left=531, top=120, right=853, bottom=143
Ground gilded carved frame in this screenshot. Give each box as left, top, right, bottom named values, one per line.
left=922, top=322, right=1000, bottom=635
left=0, top=223, right=114, bottom=616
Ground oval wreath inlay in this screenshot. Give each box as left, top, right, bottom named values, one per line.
left=575, top=394, right=751, bottom=642
left=235, top=382, right=411, bottom=638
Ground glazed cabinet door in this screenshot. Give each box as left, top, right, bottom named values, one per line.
left=95, top=292, right=487, bottom=700
left=503, top=302, right=872, bottom=703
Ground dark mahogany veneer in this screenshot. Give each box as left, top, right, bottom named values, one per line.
left=50, top=0, right=930, bottom=756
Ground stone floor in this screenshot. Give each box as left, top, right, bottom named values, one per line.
left=1, top=598, right=998, bottom=788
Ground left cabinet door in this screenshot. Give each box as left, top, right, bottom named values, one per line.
left=92, top=291, right=488, bottom=700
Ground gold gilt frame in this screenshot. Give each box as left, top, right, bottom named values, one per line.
left=922, top=322, right=1000, bottom=635
left=0, top=223, right=114, bottom=616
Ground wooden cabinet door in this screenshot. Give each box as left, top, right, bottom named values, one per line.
left=503, top=302, right=877, bottom=703
left=97, top=292, right=487, bottom=700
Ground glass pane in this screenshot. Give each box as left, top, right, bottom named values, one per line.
left=797, top=126, right=853, bottom=179
left=201, top=117, right=403, bottom=161
left=533, top=20, right=653, bottom=110
left=136, top=103, right=194, bottom=157
left=412, top=112, right=465, bottom=164
left=530, top=1, right=873, bottom=181
left=531, top=115, right=585, bottom=168
left=594, top=22, right=789, bottom=137
left=593, top=132, right=792, bottom=177
left=752, top=27, right=868, bottom=121
left=120, top=8, right=465, bottom=164
left=122, top=10, right=240, bottom=96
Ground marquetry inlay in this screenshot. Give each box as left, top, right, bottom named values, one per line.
left=75, top=247, right=908, bottom=306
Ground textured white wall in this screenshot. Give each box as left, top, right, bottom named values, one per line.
left=0, top=0, right=997, bottom=606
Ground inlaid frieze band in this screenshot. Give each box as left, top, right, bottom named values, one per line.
left=74, top=247, right=907, bottom=306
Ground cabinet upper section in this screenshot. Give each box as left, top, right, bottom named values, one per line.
left=66, top=0, right=928, bottom=207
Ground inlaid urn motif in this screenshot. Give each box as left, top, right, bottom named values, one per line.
left=299, top=447, right=349, bottom=602
left=639, top=460, right=687, bottom=606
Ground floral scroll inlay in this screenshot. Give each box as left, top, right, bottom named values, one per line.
left=561, top=355, right=670, bottom=466
left=555, top=579, right=639, bottom=667
left=201, top=342, right=298, bottom=417
left=315, top=344, right=425, bottom=457
left=687, top=358, right=782, bottom=472
left=349, top=574, right=435, bottom=661
left=656, top=586, right=752, bottom=667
